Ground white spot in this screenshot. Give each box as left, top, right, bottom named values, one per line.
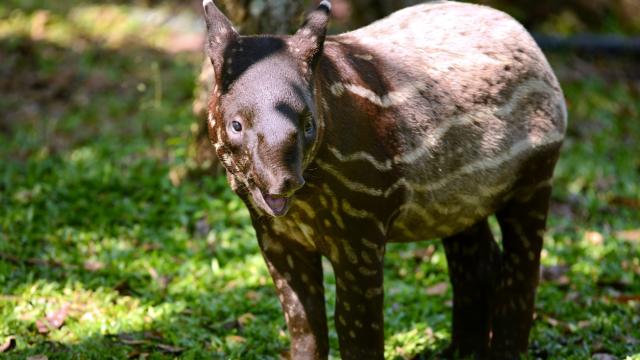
left=319, top=0, right=332, bottom=11
left=343, top=242, right=358, bottom=264
left=341, top=199, right=385, bottom=234
left=330, top=82, right=345, bottom=96
left=354, top=54, right=373, bottom=61
left=296, top=201, right=316, bottom=219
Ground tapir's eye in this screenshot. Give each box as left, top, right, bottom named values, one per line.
left=231, top=120, right=243, bottom=133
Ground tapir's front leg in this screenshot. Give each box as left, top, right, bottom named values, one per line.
left=257, top=230, right=328, bottom=359
left=330, top=237, right=386, bottom=360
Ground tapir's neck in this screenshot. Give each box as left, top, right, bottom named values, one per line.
left=311, top=36, right=403, bottom=168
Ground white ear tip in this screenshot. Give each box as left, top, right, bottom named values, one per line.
left=319, top=0, right=331, bottom=11
left=203, top=0, right=213, bottom=7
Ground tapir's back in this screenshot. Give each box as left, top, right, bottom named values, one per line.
left=316, top=1, right=567, bottom=241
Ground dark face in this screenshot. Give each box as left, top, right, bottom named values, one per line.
left=203, top=0, right=330, bottom=216
left=211, top=39, right=319, bottom=216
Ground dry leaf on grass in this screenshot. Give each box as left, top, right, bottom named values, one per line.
left=26, top=355, right=48, bottom=360
left=610, top=294, right=640, bottom=304
left=0, top=336, right=16, bottom=353
left=425, top=282, right=448, bottom=296
left=238, top=313, right=256, bottom=327
left=584, top=231, right=604, bottom=245
left=225, top=335, right=246, bottom=345
left=156, top=343, right=184, bottom=354
left=615, top=229, right=640, bottom=242
left=609, top=196, right=640, bottom=209
left=83, top=260, right=105, bottom=271
left=591, top=353, right=617, bottom=360
left=36, top=303, right=70, bottom=334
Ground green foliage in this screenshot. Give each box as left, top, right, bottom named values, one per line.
left=1, top=1, right=639, bottom=359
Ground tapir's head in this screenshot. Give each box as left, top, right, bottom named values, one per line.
left=203, top=0, right=330, bottom=217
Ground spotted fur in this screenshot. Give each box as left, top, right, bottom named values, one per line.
left=203, top=0, right=566, bottom=359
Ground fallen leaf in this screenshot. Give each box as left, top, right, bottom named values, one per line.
left=238, top=313, right=255, bottom=327
left=118, top=333, right=150, bottom=346
left=156, top=343, right=184, bottom=354
left=142, top=330, right=165, bottom=342
left=245, top=290, right=262, bottom=302
left=544, top=316, right=560, bottom=327
left=147, top=267, right=172, bottom=291
left=83, top=260, right=105, bottom=271
left=35, top=319, right=49, bottom=334
left=591, top=353, right=617, bottom=360
left=577, top=320, right=592, bottom=329
left=611, top=294, right=640, bottom=304
left=127, top=349, right=149, bottom=359
left=411, top=245, right=437, bottom=262
left=584, top=231, right=604, bottom=245
left=120, top=338, right=149, bottom=346
left=30, top=10, right=49, bottom=40
left=425, top=282, right=448, bottom=296
left=555, top=275, right=571, bottom=286
left=0, top=336, right=16, bottom=353
left=35, top=303, right=70, bottom=333
left=47, top=303, right=70, bottom=329
left=26, top=355, right=48, bottom=360
left=225, top=335, right=246, bottom=345
left=615, top=229, right=640, bottom=242
left=609, top=196, right=640, bottom=209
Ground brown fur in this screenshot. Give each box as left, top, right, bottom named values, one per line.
left=203, top=1, right=566, bottom=358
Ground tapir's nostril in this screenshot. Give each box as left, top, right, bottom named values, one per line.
left=273, top=175, right=305, bottom=197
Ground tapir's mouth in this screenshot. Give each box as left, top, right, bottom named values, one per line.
left=252, top=188, right=292, bottom=217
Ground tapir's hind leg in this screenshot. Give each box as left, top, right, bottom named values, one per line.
left=442, top=218, right=502, bottom=358
left=490, top=149, right=560, bottom=359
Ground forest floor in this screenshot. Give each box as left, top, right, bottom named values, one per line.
left=1, top=1, right=639, bottom=359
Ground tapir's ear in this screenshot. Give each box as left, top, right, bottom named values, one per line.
left=290, top=0, right=331, bottom=68
left=203, top=0, right=239, bottom=76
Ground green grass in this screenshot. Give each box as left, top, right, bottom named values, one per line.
left=1, top=2, right=639, bottom=359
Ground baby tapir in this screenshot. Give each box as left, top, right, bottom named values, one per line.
left=203, top=0, right=566, bottom=358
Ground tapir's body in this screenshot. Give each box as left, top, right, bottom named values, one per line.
left=203, top=1, right=566, bottom=359
left=301, top=2, right=566, bottom=244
